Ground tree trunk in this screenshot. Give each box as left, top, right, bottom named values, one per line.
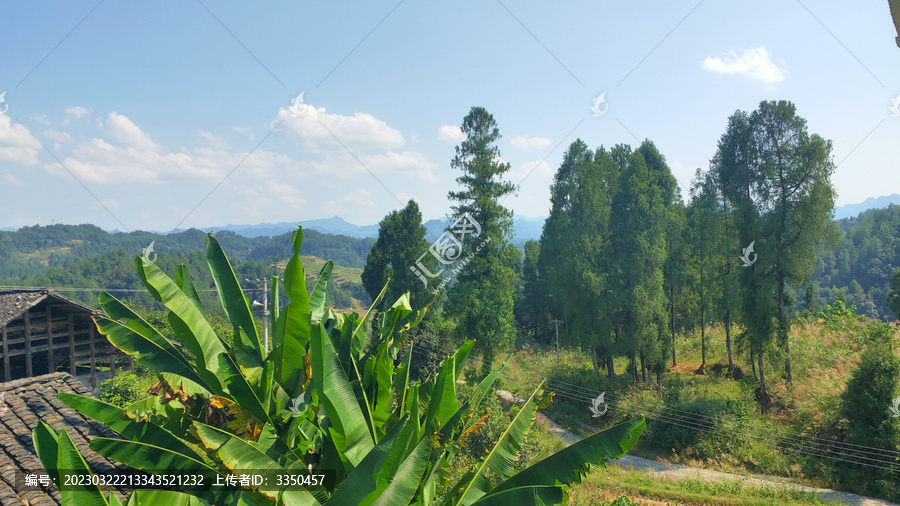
left=591, top=346, right=601, bottom=378
left=699, top=312, right=706, bottom=374
left=671, top=286, right=677, bottom=366
left=656, top=370, right=662, bottom=390
left=698, top=262, right=706, bottom=374
left=725, top=310, right=733, bottom=373
left=757, top=346, right=769, bottom=412
left=779, top=279, right=792, bottom=383
left=750, top=347, right=758, bottom=381
left=606, top=354, right=615, bottom=379
left=640, top=353, right=647, bottom=382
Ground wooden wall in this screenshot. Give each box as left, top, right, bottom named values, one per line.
left=0, top=304, right=131, bottom=388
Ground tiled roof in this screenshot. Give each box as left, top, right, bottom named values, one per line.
left=0, top=289, right=104, bottom=327
left=0, top=373, right=130, bottom=505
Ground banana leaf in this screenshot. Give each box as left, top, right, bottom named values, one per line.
left=310, top=321, right=375, bottom=467
left=454, top=382, right=548, bottom=506
left=487, top=417, right=645, bottom=497
left=206, top=233, right=263, bottom=359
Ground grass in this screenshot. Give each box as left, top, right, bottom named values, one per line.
left=495, top=316, right=900, bottom=503
left=566, top=466, right=825, bottom=505
left=507, top=384, right=826, bottom=505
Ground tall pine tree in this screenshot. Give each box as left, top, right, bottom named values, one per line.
left=445, top=107, right=521, bottom=372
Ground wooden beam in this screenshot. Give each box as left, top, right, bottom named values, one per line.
left=24, top=312, right=32, bottom=377
left=68, top=314, right=76, bottom=376
left=110, top=354, right=116, bottom=377
left=89, top=324, right=97, bottom=389
left=2, top=326, right=9, bottom=382
left=46, top=307, right=54, bottom=373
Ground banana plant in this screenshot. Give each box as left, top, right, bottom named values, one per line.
left=37, top=226, right=645, bottom=505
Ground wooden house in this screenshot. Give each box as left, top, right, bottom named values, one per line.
left=0, top=290, right=130, bottom=389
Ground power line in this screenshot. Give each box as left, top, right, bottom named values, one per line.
left=404, top=337, right=900, bottom=470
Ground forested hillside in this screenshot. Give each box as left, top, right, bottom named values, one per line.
left=0, top=224, right=372, bottom=311
left=0, top=223, right=374, bottom=279
left=813, top=204, right=900, bottom=320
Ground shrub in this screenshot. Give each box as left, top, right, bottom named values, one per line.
left=833, top=342, right=900, bottom=500
left=98, top=371, right=143, bottom=407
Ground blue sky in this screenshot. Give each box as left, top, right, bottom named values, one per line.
left=1, top=0, right=898, bottom=232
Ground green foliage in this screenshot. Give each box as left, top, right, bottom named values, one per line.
left=362, top=200, right=435, bottom=311
left=816, top=299, right=858, bottom=332
left=99, top=370, right=147, bottom=408
left=445, top=107, right=521, bottom=369
left=815, top=205, right=900, bottom=320
left=834, top=342, right=900, bottom=498
left=37, top=226, right=645, bottom=505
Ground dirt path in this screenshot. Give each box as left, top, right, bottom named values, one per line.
left=497, top=390, right=896, bottom=506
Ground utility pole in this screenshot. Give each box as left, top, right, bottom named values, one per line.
left=550, top=319, right=563, bottom=366
left=262, top=277, right=269, bottom=353
left=249, top=278, right=270, bottom=353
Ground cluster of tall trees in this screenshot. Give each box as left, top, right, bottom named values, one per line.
left=362, top=107, right=521, bottom=374
left=362, top=100, right=838, bottom=411
left=523, top=100, right=836, bottom=410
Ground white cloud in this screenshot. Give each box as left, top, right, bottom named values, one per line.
left=266, top=181, right=305, bottom=206
left=509, top=135, right=552, bottom=151
left=0, top=114, right=42, bottom=166
left=276, top=102, right=405, bottom=152
left=0, top=173, right=24, bottom=187
left=96, top=198, right=120, bottom=210
left=359, top=150, right=438, bottom=182
left=702, top=46, right=786, bottom=83
left=233, top=126, right=255, bottom=140
left=42, top=129, right=73, bottom=143
left=437, top=125, right=465, bottom=143
left=197, top=131, right=230, bottom=149
left=31, top=115, right=52, bottom=126
left=510, top=159, right=552, bottom=181
left=62, top=106, right=92, bottom=125
left=344, top=189, right=375, bottom=207
left=106, top=112, right=162, bottom=152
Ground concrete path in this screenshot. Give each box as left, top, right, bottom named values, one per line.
left=497, top=390, right=897, bottom=506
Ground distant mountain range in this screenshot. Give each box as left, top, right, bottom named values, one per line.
left=186, top=215, right=549, bottom=245
left=3, top=194, right=896, bottom=237
left=833, top=194, right=900, bottom=220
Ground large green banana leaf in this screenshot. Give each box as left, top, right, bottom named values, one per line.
left=135, top=260, right=227, bottom=393
left=369, top=432, right=431, bottom=506
left=206, top=233, right=263, bottom=359
left=485, top=417, right=646, bottom=497
left=192, top=422, right=321, bottom=505
left=89, top=438, right=221, bottom=479
left=58, top=392, right=199, bottom=458
left=124, top=490, right=210, bottom=506
left=58, top=428, right=110, bottom=506
left=310, top=320, right=375, bottom=467
left=454, top=382, right=548, bottom=506
left=310, top=261, right=333, bottom=323
left=470, top=486, right=565, bottom=506
left=175, top=264, right=205, bottom=314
